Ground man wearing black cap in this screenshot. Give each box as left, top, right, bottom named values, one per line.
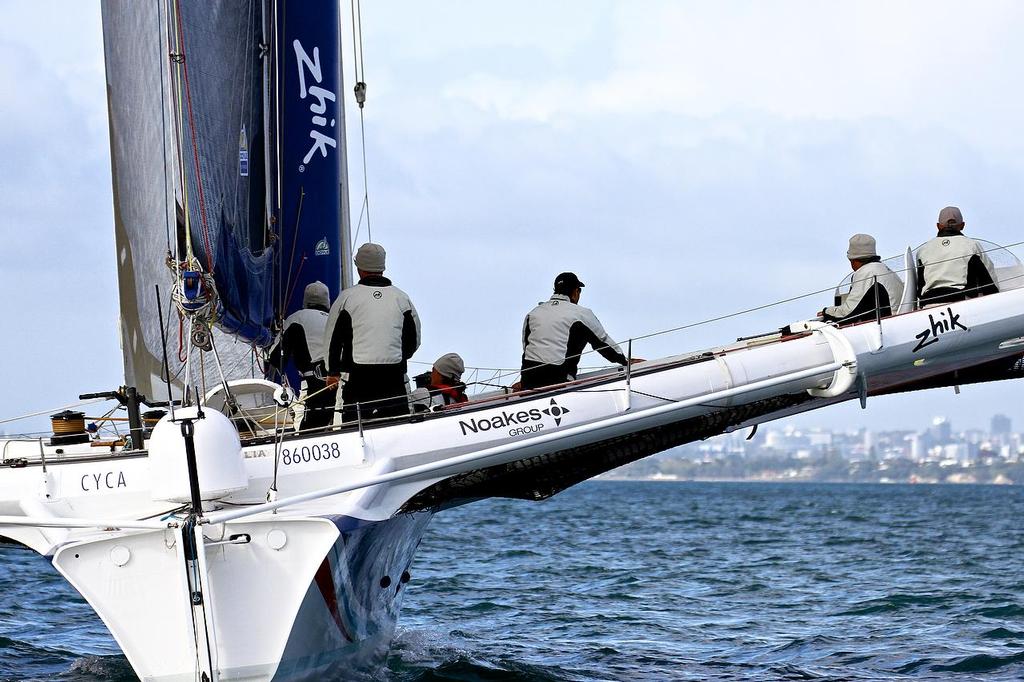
left=519, top=272, right=640, bottom=390
left=916, top=206, right=999, bottom=306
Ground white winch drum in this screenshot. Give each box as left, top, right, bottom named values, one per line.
left=147, top=406, right=248, bottom=503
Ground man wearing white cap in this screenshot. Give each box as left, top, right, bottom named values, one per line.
left=916, top=206, right=999, bottom=306
left=267, top=281, right=333, bottom=429
left=426, top=353, right=469, bottom=406
left=411, top=352, right=470, bottom=411
left=820, top=234, right=904, bottom=325
left=323, top=243, right=421, bottom=421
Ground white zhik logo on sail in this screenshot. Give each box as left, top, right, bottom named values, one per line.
left=314, top=238, right=330, bottom=256
left=293, top=39, right=337, bottom=166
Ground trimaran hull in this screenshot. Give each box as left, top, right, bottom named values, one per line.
left=2, top=289, right=1024, bottom=680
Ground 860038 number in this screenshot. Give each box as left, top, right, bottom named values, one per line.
left=280, top=442, right=342, bottom=466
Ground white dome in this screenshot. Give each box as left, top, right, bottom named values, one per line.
left=147, top=407, right=248, bottom=504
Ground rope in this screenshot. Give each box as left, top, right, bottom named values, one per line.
left=349, top=0, right=372, bottom=244
left=172, top=0, right=214, bottom=272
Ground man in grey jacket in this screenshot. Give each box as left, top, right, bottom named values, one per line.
left=520, top=272, right=640, bottom=390
left=916, top=206, right=999, bottom=306
left=267, top=281, right=333, bottom=429
left=820, top=234, right=904, bottom=325
left=323, top=243, right=421, bottom=421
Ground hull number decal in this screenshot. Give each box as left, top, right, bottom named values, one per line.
left=913, top=307, right=968, bottom=353
left=281, top=442, right=342, bottom=466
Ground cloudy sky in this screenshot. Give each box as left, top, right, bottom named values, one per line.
left=2, top=1, right=1024, bottom=435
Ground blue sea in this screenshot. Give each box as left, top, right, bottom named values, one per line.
left=4, top=481, right=1024, bottom=681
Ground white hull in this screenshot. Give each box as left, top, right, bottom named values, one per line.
left=3, top=289, right=1024, bottom=679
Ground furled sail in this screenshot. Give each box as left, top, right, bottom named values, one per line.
left=101, top=0, right=350, bottom=399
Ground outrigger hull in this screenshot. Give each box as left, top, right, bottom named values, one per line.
left=51, top=513, right=430, bottom=681
left=3, top=289, right=1024, bottom=679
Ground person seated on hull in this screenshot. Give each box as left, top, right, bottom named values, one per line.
left=819, top=234, right=904, bottom=326
left=410, top=353, right=470, bottom=412
left=323, top=243, right=422, bottom=423
left=917, top=206, right=999, bottom=307
left=266, top=281, right=334, bottom=430
left=519, top=272, right=643, bottom=391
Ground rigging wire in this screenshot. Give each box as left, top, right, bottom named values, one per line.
left=0, top=399, right=108, bottom=427
left=350, top=0, right=372, bottom=245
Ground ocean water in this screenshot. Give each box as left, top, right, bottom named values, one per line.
left=3, top=481, right=1024, bottom=681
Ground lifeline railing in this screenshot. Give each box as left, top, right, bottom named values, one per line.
left=3, top=242, right=1023, bottom=444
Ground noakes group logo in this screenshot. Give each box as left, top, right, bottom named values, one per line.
left=458, top=398, right=572, bottom=437
left=541, top=398, right=570, bottom=426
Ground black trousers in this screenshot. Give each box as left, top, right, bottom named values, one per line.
left=341, top=365, right=410, bottom=422
left=299, top=377, right=335, bottom=430
left=520, top=361, right=573, bottom=391
left=920, top=287, right=970, bottom=307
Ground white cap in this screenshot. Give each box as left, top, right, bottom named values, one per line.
left=354, top=243, right=386, bottom=272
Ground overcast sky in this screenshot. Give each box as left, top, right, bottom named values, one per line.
left=2, top=1, right=1024, bottom=435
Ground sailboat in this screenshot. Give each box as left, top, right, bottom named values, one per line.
left=3, top=1, right=1024, bottom=680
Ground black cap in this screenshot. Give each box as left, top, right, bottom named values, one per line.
left=554, top=272, right=585, bottom=291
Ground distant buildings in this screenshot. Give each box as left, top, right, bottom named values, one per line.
left=609, top=414, right=1024, bottom=485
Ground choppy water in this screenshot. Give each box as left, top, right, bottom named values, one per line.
left=4, top=481, right=1024, bottom=681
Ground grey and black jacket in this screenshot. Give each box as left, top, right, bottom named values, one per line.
left=268, top=307, right=329, bottom=378
left=823, top=259, right=905, bottom=325
left=520, top=294, right=627, bottom=387
left=323, top=275, right=421, bottom=376
left=916, top=230, right=999, bottom=305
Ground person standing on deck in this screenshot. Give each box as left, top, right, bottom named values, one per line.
left=519, top=272, right=642, bottom=390
left=820, top=234, right=904, bottom=326
left=917, top=206, right=999, bottom=306
left=266, top=281, right=333, bottom=430
left=323, top=243, right=421, bottom=422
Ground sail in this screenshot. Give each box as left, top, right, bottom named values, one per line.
left=102, top=1, right=183, bottom=399
left=171, top=1, right=275, bottom=345
left=275, top=0, right=351, bottom=318
left=102, top=0, right=349, bottom=399
left=271, top=0, right=351, bottom=390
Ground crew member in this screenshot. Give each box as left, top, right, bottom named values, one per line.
left=520, top=272, right=642, bottom=390
left=410, top=353, right=470, bottom=412
left=917, top=206, right=999, bottom=306
left=266, top=281, right=333, bottom=430
left=426, top=353, right=469, bottom=406
left=323, top=243, right=421, bottom=422
left=820, top=234, right=904, bottom=325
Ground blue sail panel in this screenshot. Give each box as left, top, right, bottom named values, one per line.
left=213, top=212, right=276, bottom=346
left=173, top=0, right=276, bottom=348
